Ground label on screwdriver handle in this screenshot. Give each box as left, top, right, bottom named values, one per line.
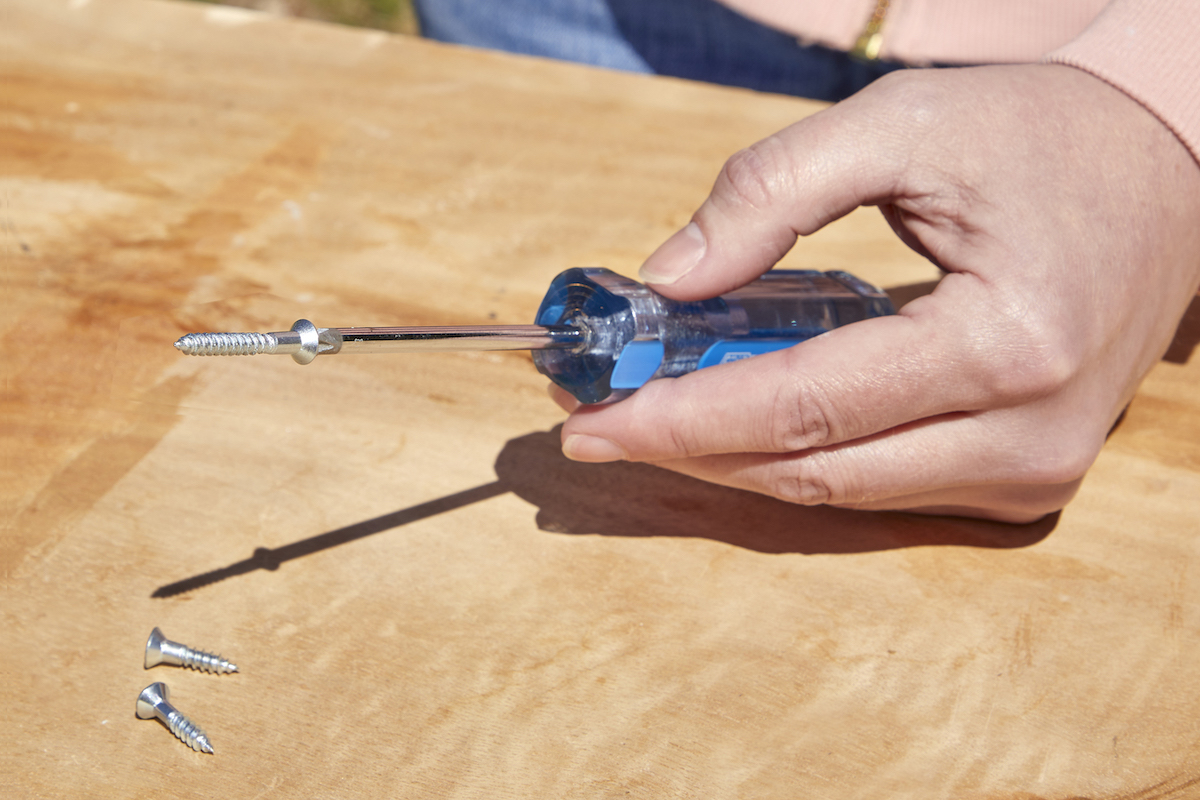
left=610, top=337, right=809, bottom=390
left=696, top=338, right=810, bottom=370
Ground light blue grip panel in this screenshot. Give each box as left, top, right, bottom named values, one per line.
left=610, top=341, right=665, bottom=388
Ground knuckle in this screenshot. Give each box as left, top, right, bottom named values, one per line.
left=772, top=453, right=855, bottom=506
left=631, top=382, right=707, bottom=459
left=1020, top=440, right=1099, bottom=487
left=990, top=350, right=1074, bottom=404
left=864, top=69, right=948, bottom=136
left=641, top=382, right=713, bottom=459
left=766, top=366, right=839, bottom=451
left=993, top=419, right=1102, bottom=487
left=665, top=422, right=703, bottom=459
left=971, top=299, right=1077, bottom=404
left=770, top=401, right=832, bottom=452
left=715, top=135, right=795, bottom=213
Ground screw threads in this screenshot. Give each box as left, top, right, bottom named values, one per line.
left=174, top=331, right=277, bottom=356
left=178, top=647, right=237, bottom=675
left=166, top=709, right=214, bottom=754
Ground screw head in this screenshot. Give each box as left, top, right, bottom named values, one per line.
left=136, top=682, right=169, bottom=719
left=144, top=627, right=168, bottom=669
left=290, top=319, right=320, bottom=364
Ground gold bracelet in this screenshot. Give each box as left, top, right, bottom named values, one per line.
left=851, top=0, right=890, bottom=61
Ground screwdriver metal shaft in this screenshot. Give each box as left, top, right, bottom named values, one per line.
left=175, top=320, right=586, bottom=364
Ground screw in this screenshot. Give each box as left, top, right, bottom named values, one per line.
left=174, top=319, right=336, bottom=364
left=145, top=627, right=238, bottom=674
left=174, top=331, right=279, bottom=356
left=136, top=682, right=214, bottom=754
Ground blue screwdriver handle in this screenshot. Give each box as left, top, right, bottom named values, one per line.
left=533, top=268, right=895, bottom=404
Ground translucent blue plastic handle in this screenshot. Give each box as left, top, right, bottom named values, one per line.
left=532, top=268, right=895, bottom=404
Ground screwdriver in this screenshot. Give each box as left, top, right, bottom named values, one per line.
left=174, top=267, right=895, bottom=404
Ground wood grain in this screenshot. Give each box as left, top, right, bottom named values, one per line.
left=3, top=1, right=1199, bottom=797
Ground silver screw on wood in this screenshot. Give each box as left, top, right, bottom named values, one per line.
left=136, top=682, right=214, bottom=754
left=145, top=627, right=238, bottom=674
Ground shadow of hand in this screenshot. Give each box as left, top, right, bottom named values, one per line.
left=495, top=427, right=1056, bottom=555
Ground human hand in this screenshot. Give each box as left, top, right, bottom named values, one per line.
left=553, top=64, right=1200, bottom=523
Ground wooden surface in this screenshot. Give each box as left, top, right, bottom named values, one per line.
left=3, top=1, right=1200, bottom=797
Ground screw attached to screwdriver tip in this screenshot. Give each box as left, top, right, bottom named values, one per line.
left=175, top=318, right=345, bottom=364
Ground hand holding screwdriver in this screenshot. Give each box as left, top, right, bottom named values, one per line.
left=553, top=64, right=1200, bottom=523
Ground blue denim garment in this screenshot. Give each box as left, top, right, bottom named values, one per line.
left=412, top=0, right=905, bottom=102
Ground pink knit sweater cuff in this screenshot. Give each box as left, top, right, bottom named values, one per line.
left=1046, top=0, right=1200, bottom=164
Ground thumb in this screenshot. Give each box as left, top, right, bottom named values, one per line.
left=639, top=87, right=911, bottom=301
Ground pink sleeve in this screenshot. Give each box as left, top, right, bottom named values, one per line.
left=721, top=0, right=1108, bottom=64
left=1046, top=0, right=1200, bottom=163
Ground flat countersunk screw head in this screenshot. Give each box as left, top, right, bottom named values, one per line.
left=136, top=682, right=214, bottom=754
left=145, top=627, right=238, bottom=674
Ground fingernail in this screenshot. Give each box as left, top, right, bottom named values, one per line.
left=562, top=434, right=627, bottom=463
left=638, top=222, right=706, bottom=285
